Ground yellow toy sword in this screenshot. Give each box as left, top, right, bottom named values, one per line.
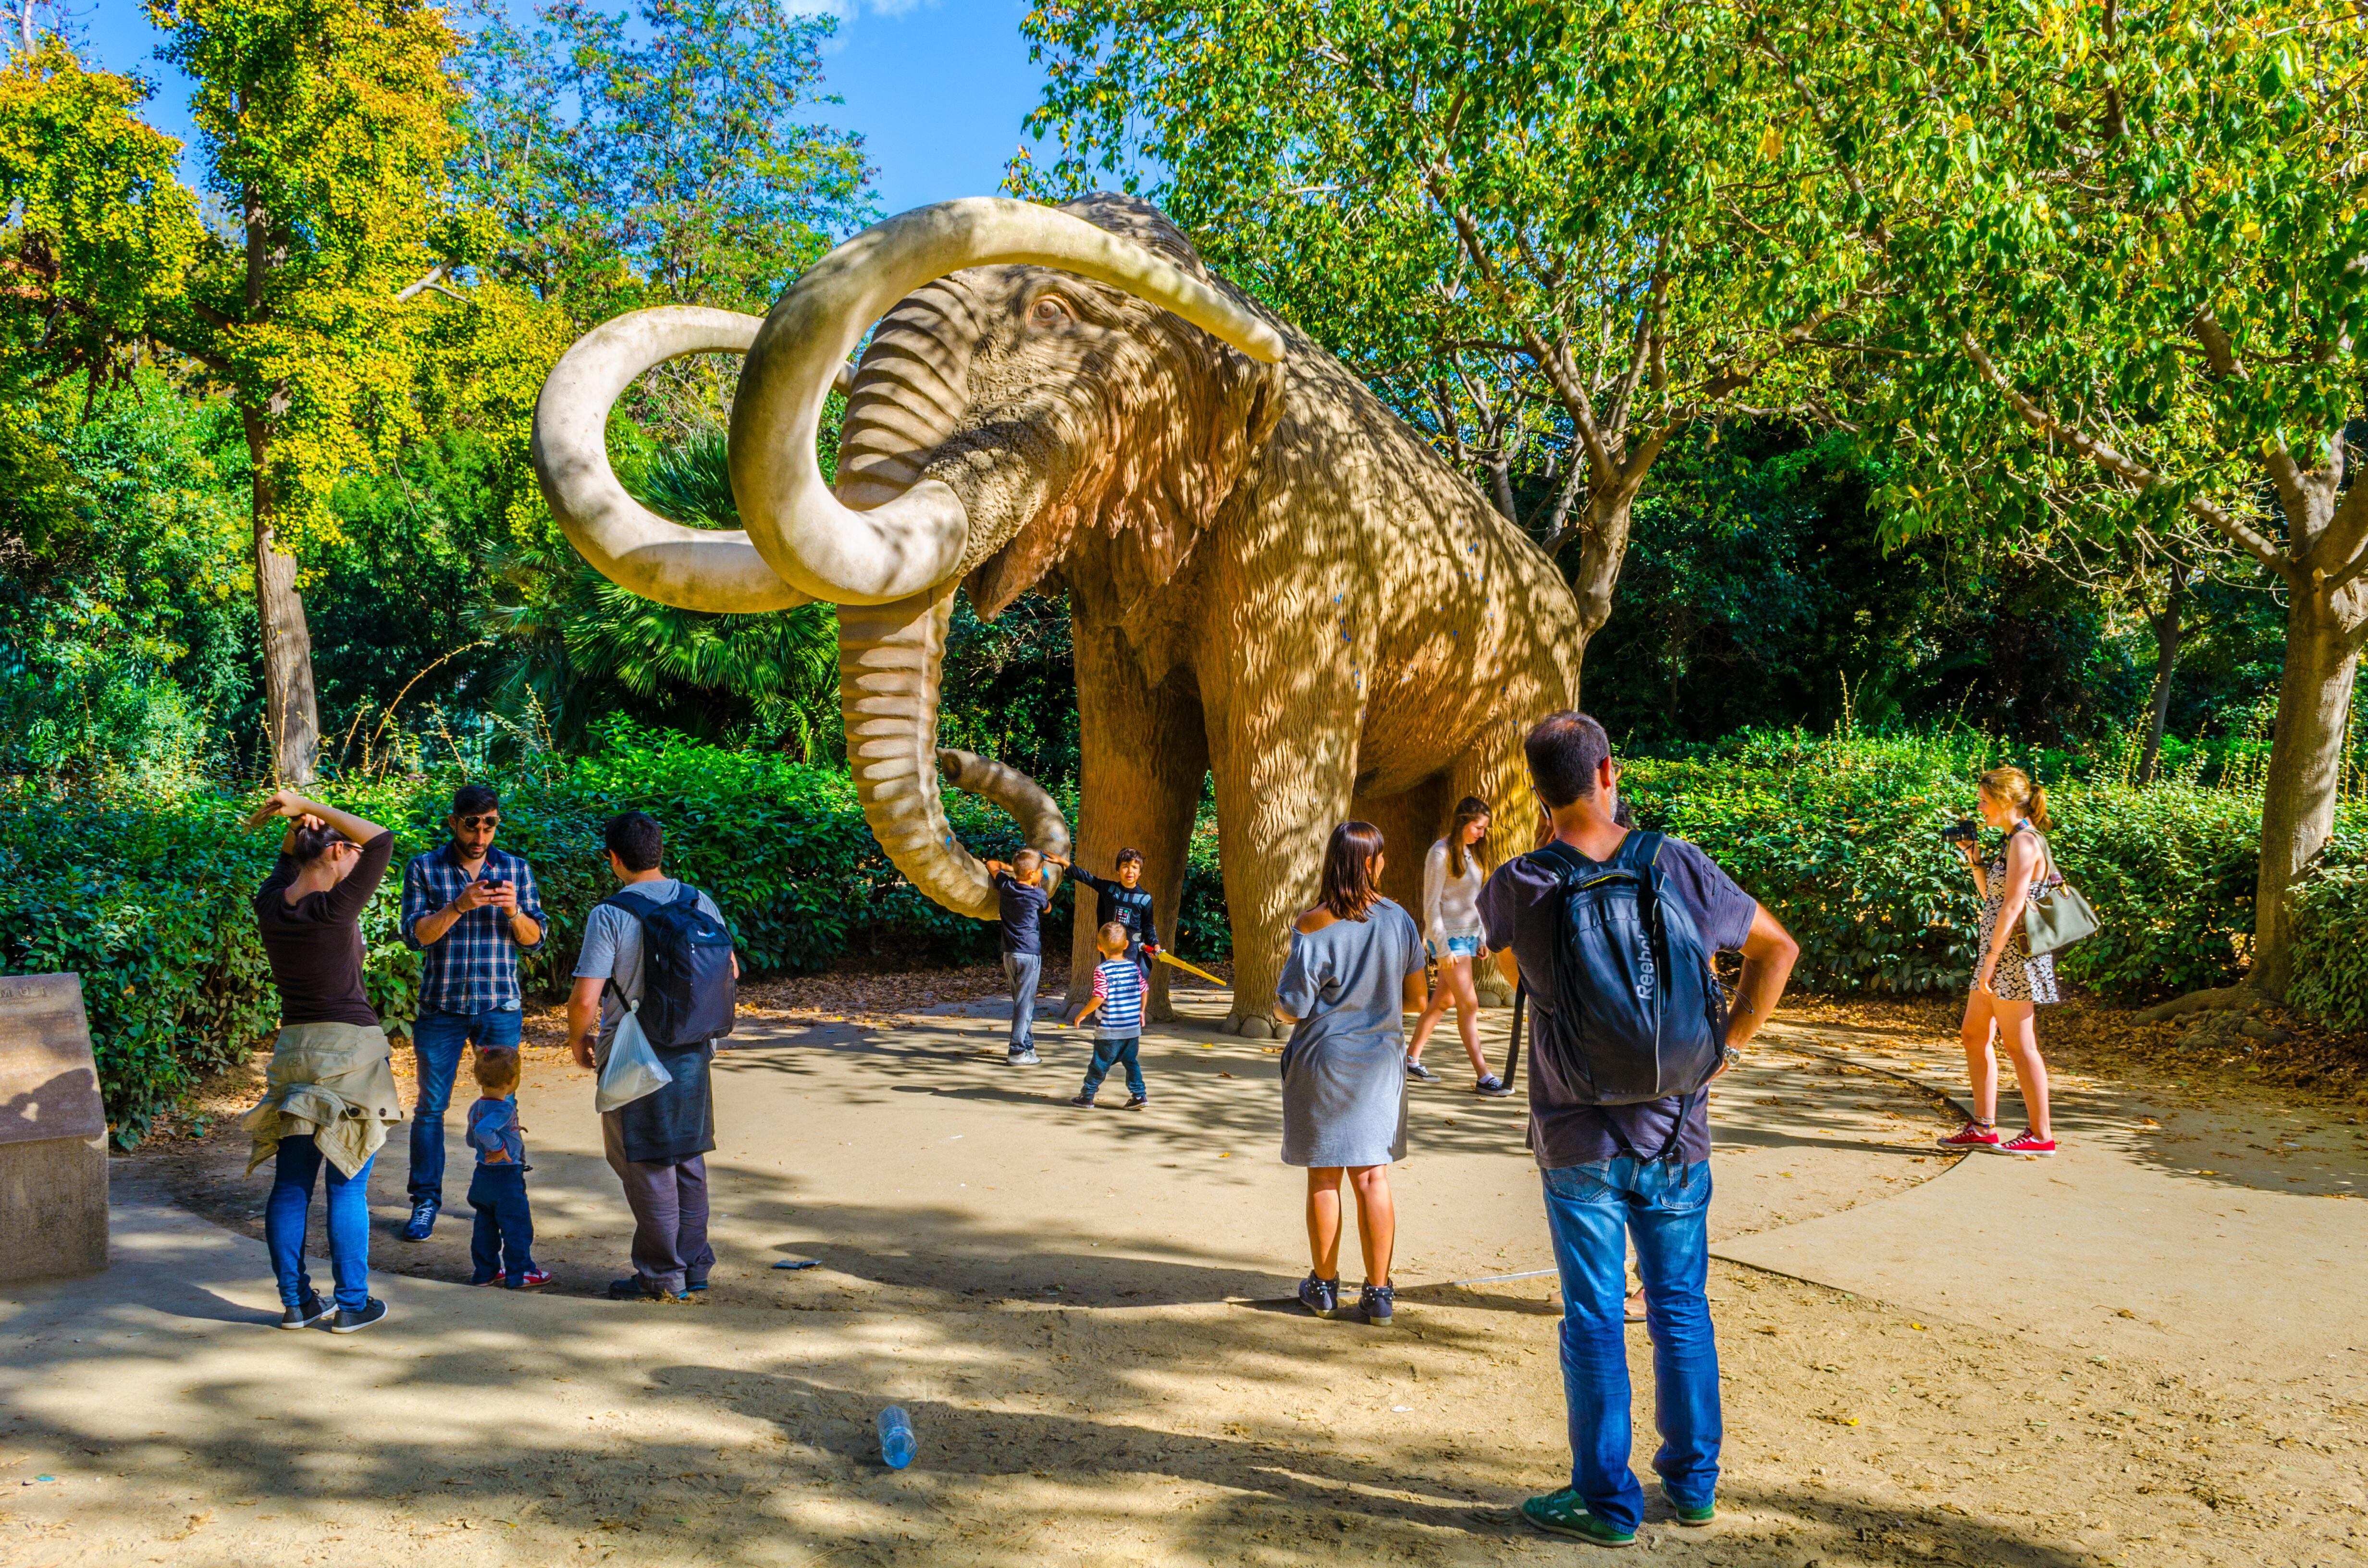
left=1152, top=949, right=1227, bottom=987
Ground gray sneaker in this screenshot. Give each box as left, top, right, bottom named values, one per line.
left=1405, top=1060, right=1437, bottom=1082
left=1475, top=1074, right=1513, bottom=1097
left=329, top=1298, right=389, bottom=1335
left=1009, top=1046, right=1040, bottom=1066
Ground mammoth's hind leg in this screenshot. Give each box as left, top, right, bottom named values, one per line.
left=1453, top=717, right=1539, bottom=1006
left=1205, top=706, right=1358, bottom=1039
left=1350, top=772, right=1451, bottom=917
left=1066, top=633, right=1209, bottom=1023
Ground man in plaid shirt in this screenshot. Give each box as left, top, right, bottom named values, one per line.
left=398, top=784, right=546, bottom=1240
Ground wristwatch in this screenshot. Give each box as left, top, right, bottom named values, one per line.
left=1720, top=1045, right=1743, bottom=1072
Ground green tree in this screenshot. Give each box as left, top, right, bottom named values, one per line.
left=0, top=6, right=493, bottom=782
left=1015, top=0, right=1855, bottom=681
left=0, top=378, right=255, bottom=784
left=458, top=0, right=873, bottom=330
left=1718, top=0, right=2368, bottom=994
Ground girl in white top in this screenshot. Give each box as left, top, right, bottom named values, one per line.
left=1406, top=796, right=1508, bottom=1094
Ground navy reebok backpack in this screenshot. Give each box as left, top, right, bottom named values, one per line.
left=603, top=884, right=737, bottom=1049
left=1529, top=832, right=1727, bottom=1104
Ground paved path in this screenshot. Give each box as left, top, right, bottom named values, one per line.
left=15, top=990, right=2365, bottom=1563
left=1719, top=1018, right=2368, bottom=1396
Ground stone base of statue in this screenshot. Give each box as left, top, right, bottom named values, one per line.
left=0, top=974, right=109, bottom=1282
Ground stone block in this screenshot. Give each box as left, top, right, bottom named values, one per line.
left=0, top=973, right=109, bottom=1282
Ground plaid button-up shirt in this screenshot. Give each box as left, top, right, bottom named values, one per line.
left=401, top=843, right=547, bottom=1014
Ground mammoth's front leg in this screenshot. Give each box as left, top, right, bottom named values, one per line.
left=1204, top=682, right=1361, bottom=1039
left=1063, top=626, right=1208, bottom=1023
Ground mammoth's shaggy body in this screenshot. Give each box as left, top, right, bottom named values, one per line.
left=833, top=196, right=1582, bottom=1032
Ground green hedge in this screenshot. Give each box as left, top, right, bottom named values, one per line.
left=13, top=724, right=2365, bottom=1144
left=1626, top=731, right=2357, bottom=1016
left=2289, top=830, right=2368, bottom=1033
left=0, top=727, right=1086, bottom=1144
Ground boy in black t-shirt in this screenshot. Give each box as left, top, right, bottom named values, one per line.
left=983, top=848, right=1060, bottom=1065
left=1068, top=848, right=1160, bottom=986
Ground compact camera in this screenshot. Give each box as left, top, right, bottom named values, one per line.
left=1939, top=817, right=1980, bottom=845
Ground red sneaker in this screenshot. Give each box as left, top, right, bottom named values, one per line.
left=1936, top=1120, right=2000, bottom=1150
left=515, top=1269, right=553, bottom=1288
left=1999, top=1129, right=2058, bottom=1156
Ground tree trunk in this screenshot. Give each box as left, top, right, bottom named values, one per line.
left=245, top=413, right=320, bottom=784
left=2249, top=588, right=2358, bottom=997
left=2136, top=564, right=2187, bottom=785
left=1569, top=485, right=1634, bottom=642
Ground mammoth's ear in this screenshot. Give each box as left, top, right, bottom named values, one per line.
left=1062, top=315, right=1288, bottom=625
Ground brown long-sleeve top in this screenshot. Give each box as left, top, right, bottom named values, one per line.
left=253, top=831, right=395, bottom=1028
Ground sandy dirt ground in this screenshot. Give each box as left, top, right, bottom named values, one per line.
left=2, top=978, right=2364, bottom=1567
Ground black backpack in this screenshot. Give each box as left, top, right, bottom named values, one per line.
left=1529, top=832, right=1726, bottom=1105
left=602, top=884, right=737, bottom=1049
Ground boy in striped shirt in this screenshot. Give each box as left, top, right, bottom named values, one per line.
left=1068, top=922, right=1150, bottom=1109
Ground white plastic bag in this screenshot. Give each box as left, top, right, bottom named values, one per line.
left=594, top=1005, right=673, bottom=1113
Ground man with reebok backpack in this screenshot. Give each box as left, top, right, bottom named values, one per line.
left=567, top=811, right=740, bottom=1302
left=1480, top=712, right=1798, bottom=1547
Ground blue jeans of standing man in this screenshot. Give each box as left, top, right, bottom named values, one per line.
left=267, top=1134, right=375, bottom=1313
left=1540, top=1157, right=1720, bottom=1534
left=408, top=1005, right=523, bottom=1205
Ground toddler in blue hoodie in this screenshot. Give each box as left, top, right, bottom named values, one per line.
left=466, top=1048, right=546, bottom=1288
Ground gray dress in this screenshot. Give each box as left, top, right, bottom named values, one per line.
left=1276, top=897, right=1426, bottom=1167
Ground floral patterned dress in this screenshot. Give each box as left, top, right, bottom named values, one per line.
left=1975, top=823, right=2060, bottom=1005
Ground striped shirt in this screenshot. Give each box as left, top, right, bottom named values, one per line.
left=1091, top=957, right=1145, bottom=1039
left=402, top=843, right=547, bottom=1013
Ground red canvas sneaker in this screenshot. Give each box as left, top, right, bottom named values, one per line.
left=1999, top=1129, right=2059, bottom=1156
left=1936, top=1120, right=2001, bottom=1150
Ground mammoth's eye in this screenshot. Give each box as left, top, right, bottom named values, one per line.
left=1028, top=295, right=1073, bottom=328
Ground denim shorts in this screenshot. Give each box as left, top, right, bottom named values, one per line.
left=1438, top=933, right=1482, bottom=959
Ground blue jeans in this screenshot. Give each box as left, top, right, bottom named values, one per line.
left=267, top=1135, right=374, bottom=1313
left=1540, top=1158, right=1721, bottom=1532
left=1080, top=1036, right=1145, bottom=1099
left=408, top=1006, right=523, bottom=1205
left=1001, top=952, right=1041, bottom=1050
left=467, top=1163, right=538, bottom=1285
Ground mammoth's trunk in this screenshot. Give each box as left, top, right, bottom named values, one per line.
left=839, top=588, right=1070, bottom=920
left=538, top=200, right=1283, bottom=925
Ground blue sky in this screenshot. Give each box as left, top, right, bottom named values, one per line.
left=79, top=0, right=1058, bottom=219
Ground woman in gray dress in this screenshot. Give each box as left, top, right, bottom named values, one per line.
left=1275, top=820, right=1429, bottom=1326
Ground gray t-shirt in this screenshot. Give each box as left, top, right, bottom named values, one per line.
left=574, top=877, right=727, bottom=1051
left=1480, top=834, right=1757, bottom=1168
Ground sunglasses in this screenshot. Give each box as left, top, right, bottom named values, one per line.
left=457, top=814, right=501, bottom=830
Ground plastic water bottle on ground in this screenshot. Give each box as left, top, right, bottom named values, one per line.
left=877, top=1405, right=915, bottom=1470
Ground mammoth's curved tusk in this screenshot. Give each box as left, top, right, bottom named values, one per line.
left=530, top=306, right=813, bottom=613
left=731, top=196, right=1288, bottom=607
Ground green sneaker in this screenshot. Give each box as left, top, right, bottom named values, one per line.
left=1519, top=1489, right=1636, bottom=1547
left=1672, top=1498, right=1715, bottom=1527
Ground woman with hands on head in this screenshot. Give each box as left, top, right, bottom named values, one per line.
left=1938, top=766, right=2060, bottom=1157
left=239, top=787, right=406, bottom=1335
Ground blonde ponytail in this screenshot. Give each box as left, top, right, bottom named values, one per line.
left=1980, top=765, right=2051, bottom=832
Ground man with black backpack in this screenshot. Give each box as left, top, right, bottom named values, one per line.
left=567, top=811, right=740, bottom=1302
left=1480, top=712, right=1798, bottom=1547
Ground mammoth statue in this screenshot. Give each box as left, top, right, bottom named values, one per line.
left=533, top=194, right=1582, bottom=1036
